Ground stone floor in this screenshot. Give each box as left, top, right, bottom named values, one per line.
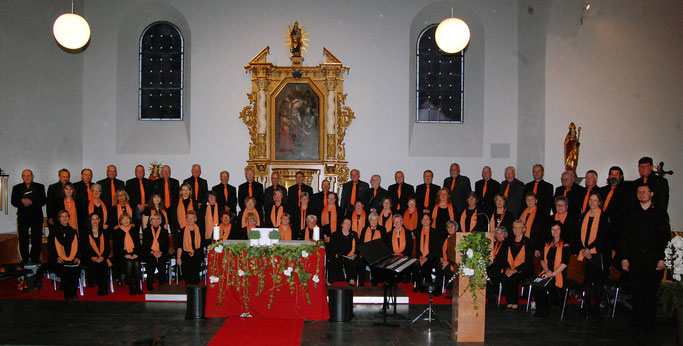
left=0, top=299, right=677, bottom=345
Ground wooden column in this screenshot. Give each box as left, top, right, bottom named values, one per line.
left=451, top=232, right=494, bottom=342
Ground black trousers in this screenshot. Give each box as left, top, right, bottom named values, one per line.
left=17, top=219, right=43, bottom=262
left=486, top=269, right=504, bottom=303
left=118, top=257, right=141, bottom=289
left=583, top=253, right=605, bottom=312
left=630, top=253, right=662, bottom=329
left=59, top=264, right=80, bottom=300
left=501, top=272, right=528, bottom=305
left=355, top=257, right=370, bottom=285
left=181, top=252, right=203, bottom=285
left=327, top=256, right=357, bottom=283
left=413, top=258, right=437, bottom=285
left=85, top=259, right=109, bottom=292
left=145, top=254, right=168, bottom=286
left=434, top=264, right=453, bottom=293
left=533, top=280, right=564, bottom=315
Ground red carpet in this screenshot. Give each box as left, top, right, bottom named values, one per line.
left=208, top=318, right=303, bottom=346
left=0, top=277, right=160, bottom=302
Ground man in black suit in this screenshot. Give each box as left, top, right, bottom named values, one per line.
left=474, top=166, right=500, bottom=215
left=364, top=174, right=387, bottom=215
left=183, top=164, right=209, bottom=208
left=287, top=171, right=313, bottom=212
left=499, top=166, right=525, bottom=218
left=415, top=170, right=440, bottom=217
left=632, top=156, right=669, bottom=211
left=11, top=169, right=46, bottom=264
left=212, top=171, right=237, bottom=215
left=265, top=172, right=288, bottom=215
left=442, top=163, right=472, bottom=215
left=553, top=170, right=585, bottom=219
left=238, top=168, right=264, bottom=213
left=126, top=165, right=152, bottom=223
left=97, top=165, right=125, bottom=208
left=522, top=164, right=554, bottom=217
left=153, top=165, right=180, bottom=229
left=73, top=168, right=94, bottom=207
left=579, top=170, right=601, bottom=214
left=312, top=179, right=332, bottom=215
left=387, top=171, right=414, bottom=213
left=46, top=168, right=71, bottom=227
left=340, top=169, right=369, bottom=216
left=602, top=166, right=630, bottom=264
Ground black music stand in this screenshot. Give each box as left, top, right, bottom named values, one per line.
left=357, top=239, right=401, bottom=327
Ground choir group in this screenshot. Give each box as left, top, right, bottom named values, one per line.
left=10, top=157, right=670, bottom=329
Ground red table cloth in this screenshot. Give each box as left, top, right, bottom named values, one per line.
left=205, top=245, right=330, bottom=321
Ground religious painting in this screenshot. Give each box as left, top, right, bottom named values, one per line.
left=274, top=82, right=320, bottom=161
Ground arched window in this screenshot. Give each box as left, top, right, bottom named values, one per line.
left=139, top=22, right=184, bottom=120
left=416, top=24, right=464, bottom=123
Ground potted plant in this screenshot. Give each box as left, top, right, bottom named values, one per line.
left=661, top=235, right=683, bottom=342
left=455, top=232, right=491, bottom=312
left=268, top=230, right=282, bottom=245
left=248, top=230, right=261, bottom=246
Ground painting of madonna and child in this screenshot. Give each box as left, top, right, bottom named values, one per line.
left=275, top=83, right=321, bottom=161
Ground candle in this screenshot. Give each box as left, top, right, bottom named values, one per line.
left=313, top=226, right=320, bottom=241
left=213, top=225, right=220, bottom=241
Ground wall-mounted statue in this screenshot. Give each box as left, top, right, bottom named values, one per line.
left=564, top=122, right=581, bottom=175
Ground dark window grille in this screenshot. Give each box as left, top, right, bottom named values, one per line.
left=139, top=22, right=184, bottom=120
left=416, top=24, right=464, bottom=123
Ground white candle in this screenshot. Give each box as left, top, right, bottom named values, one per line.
left=213, top=225, right=220, bottom=241
left=313, top=226, right=320, bottom=241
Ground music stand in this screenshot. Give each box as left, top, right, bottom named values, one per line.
left=357, top=239, right=401, bottom=327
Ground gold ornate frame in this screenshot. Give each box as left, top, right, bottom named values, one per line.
left=240, top=45, right=355, bottom=192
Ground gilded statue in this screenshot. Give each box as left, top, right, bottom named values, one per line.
left=283, top=21, right=309, bottom=58
left=148, top=161, right=162, bottom=181
left=564, top=122, right=581, bottom=174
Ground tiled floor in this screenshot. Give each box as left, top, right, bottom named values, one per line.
left=0, top=299, right=677, bottom=345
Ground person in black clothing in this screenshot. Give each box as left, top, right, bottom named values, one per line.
left=518, top=192, right=549, bottom=257
left=579, top=170, right=601, bottom=215
left=264, top=172, right=288, bottom=216
left=486, top=225, right=508, bottom=305
left=489, top=194, right=514, bottom=237
left=238, top=168, right=264, bottom=214
left=153, top=165, right=180, bottom=231
left=551, top=196, right=577, bottom=246
left=54, top=210, right=80, bottom=301
left=522, top=164, right=554, bottom=217
left=386, top=214, right=413, bottom=257
left=82, top=213, right=110, bottom=296
left=622, top=184, right=670, bottom=331
left=183, top=164, right=209, bottom=208
left=311, top=179, right=332, bottom=215
left=414, top=214, right=441, bottom=290
left=212, top=171, right=237, bottom=216
left=11, top=169, right=46, bottom=264
left=125, top=165, right=152, bottom=224
left=601, top=166, right=630, bottom=265
left=553, top=170, right=585, bottom=219
left=533, top=221, right=570, bottom=318
left=632, top=156, right=669, bottom=211
left=97, top=165, right=125, bottom=209
left=74, top=168, right=94, bottom=228
left=46, top=169, right=71, bottom=228
left=575, top=192, right=608, bottom=315
left=459, top=192, right=488, bottom=233
left=292, top=192, right=315, bottom=239
left=340, top=169, right=369, bottom=216
left=176, top=210, right=204, bottom=285
left=113, top=213, right=142, bottom=295
left=497, top=220, right=534, bottom=310
left=287, top=171, right=313, bottom=212
left=475, top=166, right=500, bottom=215
left=442, top=163, right=472, bottom=216
left=142, top=213, right=169, bottom=290
left=415, top=170, right=440, bottom=218
left=387, top=171, right=414, bottom=214
left=365, top=174, right=388, bottom=214
left=327, top=218, right=358, bottom=286
left=499, top=166, right=525, bottom=218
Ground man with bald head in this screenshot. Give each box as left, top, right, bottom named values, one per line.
left=442, top=163, right=472, bottom=215
left=522, top=164, right=554, bottom=217
left=265, top=171, right=288, bottom=214
left=238, top=167, right=264, bottom=213
left=287, top=171, right=313, bottom=211
left=312, top=179, right=332, bottom=214
left=11, top=169, right=46, bottom=264
left=364, top=174, right=387, bottom=214
left=153, top=165, right=180, bottom=228
left=46, top=168, right=71, bottom=226
left=387, top=171, right=414, bottom=213
left=126, top=165, right=152, bottom=221
left=340, top=169, right=369, bottom=216
left=211, top=171, right=237, bottom=214
left=553, top=170, right=585, bottom=218
left=499, top=166, right=525, bottom=218
left=183, top=164, right=209, bottom=207
left=474, top=166, right=500, bottom=215
left=73, top=168, right=94, bottom=206
left=416, top=170, right=441, bottom=217
left=97, top=165, right=125, bottom=208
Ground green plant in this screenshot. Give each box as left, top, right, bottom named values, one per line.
left=248, top=230, right=261, bottom=239
left=454, top=232, right=491, bottom=312
left=659, top=281, right=683, bottom=317
left=268, top=230, right=281, bottom=240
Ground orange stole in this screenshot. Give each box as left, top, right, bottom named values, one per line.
left=554, top=212, right=567, bottom=224
left=120, top=225, right=135, bottom=253
left=419, top=226, right=430, bottom=257
left=363, top=226, right=382, bottom=243
left=391, top=228, right=406, bottom=254
left=241, top=208, right=261, bottom=228
left=351, top=210, right=366, bottom=233
left=578, top=209, right=601, bottom=261
left=64, top=198, right=78, bottom=231
left=490, top=210, right=506, bottom=232
left=507, top=243, right=526, bottom=270
left=493, top=240, right=502, bottom=257
left=279, top=225, right=292, bottom=241
left=431, top=204, right=454, bottom=228
left=403, top=209, right=418, bottom=230
left=205, top=204, right=219, bottom=238
left=55, top=234, right=78, bottom=261
left=176, top=198, right=194, bottom=229
left=379, top=211, right=393, bottom=232
left=220, top=223, right=232, bottom=240
left=117, top=203, right=134, bottom=225
left=88, top=201, right=108, bottom=226
left=150, top=226, right=162, bottom=252
left=270, top=204, right=284, bottom=227
left=182, top=226, right=201, bottom=253
left=459, top=209, right=477, bottom=232
left=520, top=207, right=537, bottom=238
left=321, top=205, right=337, bottom=233
left=544, top=240, right=565, bottom=288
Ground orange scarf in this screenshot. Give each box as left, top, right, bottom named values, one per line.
left=55, top=232, right=78, bottom=261
left=419, top=226, right=430, bottom=257
left=520, top=207, right=537, bottom=238
left=176, top=198, right=194, bottom=229
left=431, top=204, right=454, bottom=228
left=403, top=209, right=418, bottom=230
left=380, top=210, right=393, bottom=232
left=241, top=208, right=260, bottom=227
left=88, top=200, right=108, bottom=224
left=507, top=243, right=526, bottom=270
left=205, top=203, right=219, bottom=239
left=270, top=204, right=284, bottom=227
left=493, top=240, right=502, bottom=257
left=554, top=212, right=567, bottom=224
left=279, top=225, right=292, bottom=241
left=304, top=226, right=312, bottom=241
left=220, top=223, right=232, bottom=240
left=363, top=226, right=382, bottom=243
left=578, top=208, right=601, bottom=260
left=89, top=233, right=105, bottom=257
left=117, top=203, right=133, bottom=224
left=150, top=226, right=162, bottom=252
left=490, top=209, right=506, bottom=231
left=544, top=240, right=565, bottom=288
left=351, top=209, right=366, bottom=233
left=120, top=225, right=135, bottom=254
left=299, top=207, right=308, bottom=230
left=459, top=209, right=477, bottom=232
left=151, top=208, right=169, bottom=228
left=183, top=225, right=201, bottom=253
left=64, top=198, right=78, bottom=231
left=321, top=205, right=337, bottom=233
left=391, top=227, right=406, bottom=255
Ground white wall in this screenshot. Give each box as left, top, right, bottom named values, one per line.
left=545, top=0, right=683, bottom=229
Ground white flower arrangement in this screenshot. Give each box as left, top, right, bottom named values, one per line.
left=284, top=267, right=294, bottom=277
left=665, top=236, right=683, bottom=281
left=463, top=267, right=475, bottom=276
left=301, top=250, right=309, bottom=258
left=466, top=248, right=474, bottom=259
left=312, top=274, right=320, bottom=283
left=209, top=276, right=219, bottom=283
left=238, top=269, right=245, bottom=277
left=214, top=245, right=223, bottom=254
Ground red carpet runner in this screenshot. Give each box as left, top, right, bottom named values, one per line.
left=208, top=318, right=303, bottom=346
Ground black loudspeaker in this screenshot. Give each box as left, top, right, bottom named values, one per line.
left=186, top=284, right=206, bottom=320
left=328, top=287, right=353, bottom=322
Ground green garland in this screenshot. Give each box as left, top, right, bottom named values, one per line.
left=207, top=242, right=323, bottom=314
left=454, top=232, right=491, bottom=312
left=659, top=281, right=683, bottom=317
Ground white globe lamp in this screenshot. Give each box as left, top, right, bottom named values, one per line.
left=53, top=12, right=90, bottom=50
left=435, top=17, right=470, bottom=54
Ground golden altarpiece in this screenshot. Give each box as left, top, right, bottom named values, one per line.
left=240, top=22, right=354, bottom=192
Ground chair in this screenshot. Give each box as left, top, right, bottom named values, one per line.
left=412, top=282, right=437, bottom=323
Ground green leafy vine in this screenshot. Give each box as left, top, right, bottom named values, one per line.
left=455, top=232, right=491, bottom=313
